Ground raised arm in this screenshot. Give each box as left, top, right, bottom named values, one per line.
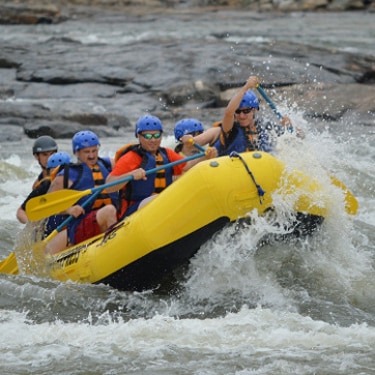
left=221, top=75, right=259, bottom=134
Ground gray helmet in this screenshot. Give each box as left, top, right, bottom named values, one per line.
left=32, top=135, right=58, bottom=154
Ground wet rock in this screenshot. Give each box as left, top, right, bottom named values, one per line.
left=0, top=3, right=63, bottom=24
left=17, top=82, right=118, bottom=100
left=273, top=83, right=375, bottom=121
left=163, top=81, right=219, bottom=106
left=0, top=7, right=374, bottom=140
left=23, top=119, right=127, bottom=139
left=0, top=118, right=26, bottom=141
left=0, top=0, right=373, bottom=26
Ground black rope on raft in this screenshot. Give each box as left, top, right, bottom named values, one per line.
left=229, top=152, right=265, bottom=204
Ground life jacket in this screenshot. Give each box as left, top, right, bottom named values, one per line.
left=115, top=144, right=173, bottom=219
left=213, top=121, right=273, bottom=156
left=32, top=171, right=51, bottom=191
left=68, top=157, right=118, bottom=211
left=32, top=170, right=47, bottom=190
left=62, top=157, right=118, bottom=245
left=212, top=121, right=222, bottom=128
left=43, top=165, right=72, bottom=237
left=114, top=143, right=136, bottom=164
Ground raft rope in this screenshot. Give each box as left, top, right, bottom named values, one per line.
left=229, top=151, right=265, bottom=204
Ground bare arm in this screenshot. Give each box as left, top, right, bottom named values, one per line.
left=181, top=147, right=217, bottom=173
left=47, top=175, right=84, bottom=217
left=16, top=179, right=51, bottom=223
left=180, top=127, right=221, bottom=155
left=48, top=175, right=65, bottom=193
left=16, top=207, right=28, bottom=224
left=105, top=168, right=147, bottom=193
left=194, top=127, right=221, bottom=146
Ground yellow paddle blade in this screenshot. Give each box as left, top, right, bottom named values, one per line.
left=26, top=188, right=92, bottom=222
left=330, top=175, right=359, bottom=215
left=0, top=252, right=19, bottom=275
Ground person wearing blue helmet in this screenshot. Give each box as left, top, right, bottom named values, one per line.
left=45, top=130, right=118, bottom=254
left=106, top=114, right=216, bottom=219
left=213, top=75, right=293, bottom=155
left=46, top=152, right=72, bottom=169
left=183, top=75, right=294, bottom=156
left=16, top=151, right=71, bottom=224
left=174, top=118, right=204, bottom=156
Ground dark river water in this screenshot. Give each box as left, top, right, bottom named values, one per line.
left=0, top=9, right=374, bottom=375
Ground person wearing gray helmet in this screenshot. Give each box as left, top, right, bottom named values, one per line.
left=16, top=136, right=59, bottom=223
left=31, top=135, right=58, bottom=190
left=16, top=151, right=71, bottom=224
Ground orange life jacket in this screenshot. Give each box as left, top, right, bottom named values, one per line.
left=90, top=163, right=113, bottom=210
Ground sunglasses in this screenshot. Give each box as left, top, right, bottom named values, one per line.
left=235, top=108, right=253, bottom=115
left=140, top=132, right=162, bottom=140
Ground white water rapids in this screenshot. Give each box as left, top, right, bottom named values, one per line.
left=0, top=9, right=374, bottom=375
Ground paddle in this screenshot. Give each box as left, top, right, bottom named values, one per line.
left=44, top=142, right=210, bottom=242
left=42, top=189, right=103, bottom=244
left=0, top=190, right=103, bottom=275
left=26, top=149, right=207, bottom=222
left=0, top=146, right=208, bottom=275
left=256, top=85, right=284, bottom=120
left=256, top=84, right=358, bottom=215
left=0, top=252, right=18, bottom=275
left=256, top=84, right=294, bottom=133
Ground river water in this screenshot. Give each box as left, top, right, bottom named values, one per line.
left=0, top=9, right=374, bottom=375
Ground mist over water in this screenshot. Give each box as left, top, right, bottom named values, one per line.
left=0, top=10, right=374, bottom=375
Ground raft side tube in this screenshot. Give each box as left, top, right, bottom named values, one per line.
left=45, top=152, right=329, bottom=289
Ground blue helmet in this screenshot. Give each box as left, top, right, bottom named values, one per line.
left=72, top=130, right=100, bottom=152
left=174, top=118, right=204, bottom=141
left=135, top=115, right=163, bottom=137
left=47, top=152, right=71, bottom=169
left=239, top=90, right=259, bottom=110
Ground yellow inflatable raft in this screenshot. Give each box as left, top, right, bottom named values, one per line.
left=6, top=151, right=358, bottom=291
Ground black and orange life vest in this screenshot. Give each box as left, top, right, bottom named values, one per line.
left=114, top=144, right=173, bottom=218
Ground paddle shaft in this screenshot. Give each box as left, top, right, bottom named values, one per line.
left=43, top=147, right=207, bottom=242
left=27, top=148, right=207, bottom=221
left=99, top=149, right=206, bottom=192
left=43, top=189, right=102, bottom=243
left=63, top=148, right=207, bottom=204
left=256, top=85, right=294, bottom=132
left=256, top=85, right=358, bottom=215
left=192, top=143, right=206, bottom=153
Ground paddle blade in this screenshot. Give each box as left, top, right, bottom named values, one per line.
left=26, top=188, right=91, bottom=222
left=330, top=175, right=359, bottom=215
left=0, top=252, right=19, bottom=275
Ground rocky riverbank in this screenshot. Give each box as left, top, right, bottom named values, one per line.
left=0, top=0, right=374, bottom=25
left=0, top=1, right=374, bottom=141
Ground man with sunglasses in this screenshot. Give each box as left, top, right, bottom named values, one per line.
left=106, top=114, right=216, bottom=219
left=213, top=75, right=293, bottom=156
